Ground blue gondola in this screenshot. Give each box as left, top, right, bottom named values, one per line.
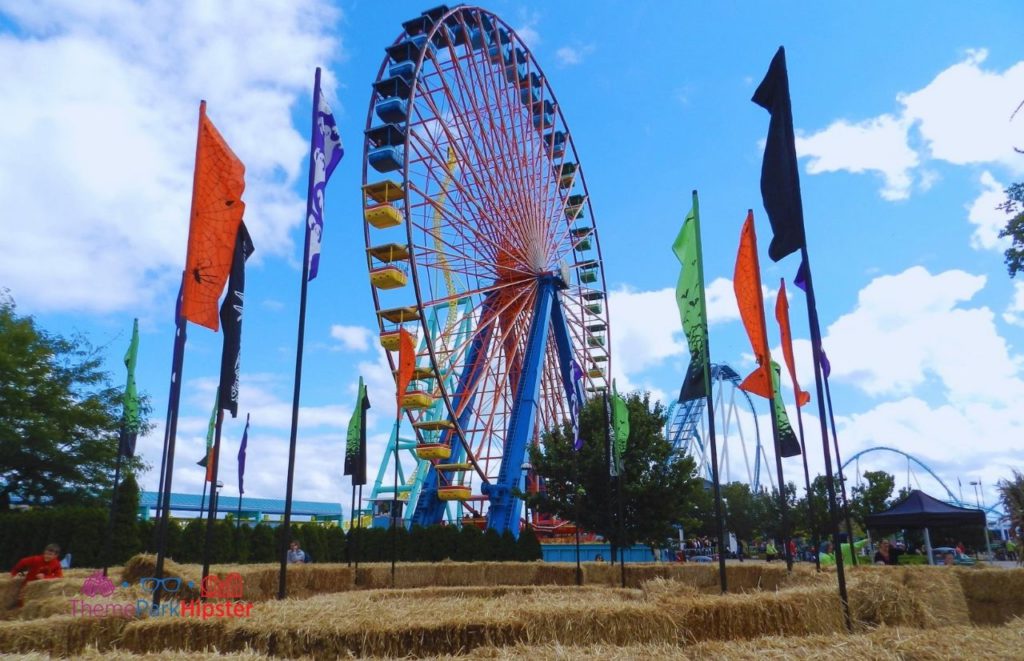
left=373, top=76, right=412, bottom=100
left=375, top=98, right=408, bottom=123
left=366, top=123, right=406, bottom=148
left=389, top=61, right=415, bottom=83
left=386, top=34, right=436, bottom=64
left=368, top=147, right=403, bottom=173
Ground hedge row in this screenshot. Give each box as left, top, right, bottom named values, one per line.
left=1, top=508, right=543, bottom=569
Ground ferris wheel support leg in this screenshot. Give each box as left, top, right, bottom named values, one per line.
left=409, top=299, right=498, bottom=528
left=485, top=276, right=561, bottom=537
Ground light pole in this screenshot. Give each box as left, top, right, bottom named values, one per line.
left=970, top=481, right=981, bottom=509
left=521, top=460, right=532, bottom=530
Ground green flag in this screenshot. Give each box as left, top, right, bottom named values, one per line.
left=344, top=377, right=370, bottom=486
left=611, top=384, right=630, bottom=475
left=203, top=388, right=219, bottom=481
left=118, top=319, right=141, bottom=458
left=673, top=191, right=710, bottom=402
left=770, top=361, right=802, bottom=458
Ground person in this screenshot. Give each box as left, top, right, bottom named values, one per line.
left=1006, top=537, right=1018, bottom=563
left=837, top=536, right=870, bottom=566
left=737, top=539, right=745, bottom=563
left=287, top=540, right=310, bottom=564
left=765, top=540, right=778, bottom=563
left=955, top=541, right=966, bottom=555
left=788, top=539, right=797, bottom=562
left=594, top=554, right=605, bottom=562
left=874, top=539, right=898, bottom=565
left=819, top=541, right=836, bottom=567
left=10, top=543, right=63, bottom=607
left=943, top=552, right=955, bottom=566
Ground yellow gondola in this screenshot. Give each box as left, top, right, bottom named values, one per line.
left=402, top=390, right=434, bottom=409
left=395, top=366, right=436, bottom=382
left=435, top=462, right=473, bottom=471
left=363, top=179, right=404, bottom=204
left=380, top=330, right=401, bottom=350
left=378, top=306, right=421, bottom=323
left=365, top=204, right=403, bottom=229
left=415, top=443, right=451, bottom=460
left=588, top=368, right=605, bottom=378
left=367, top=243, right=411, bottom=262
left=438, top=485, right=471, bottom=501
left=370, top=265, right=407, bottom=289
left=413, top=419, right=455, bottom=432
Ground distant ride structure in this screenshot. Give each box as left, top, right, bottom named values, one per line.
left=361, top=5, right=609, bottom=536
left=665, top=364, right=772, bottom=492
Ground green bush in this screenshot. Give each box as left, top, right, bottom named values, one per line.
left=516, top=526, right=543, bottom=561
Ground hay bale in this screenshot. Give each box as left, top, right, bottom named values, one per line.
left=0, top=615, right=128, bottom=655
left=120, top=555, right=200, bottom=601
left=955, top=567, right=1024, bottom=624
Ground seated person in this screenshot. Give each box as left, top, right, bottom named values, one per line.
left=873, top=539, right=899, bottom=565
left=286, top=540, right=311, bottom=564
left=943, top=552, right=955, bottom=566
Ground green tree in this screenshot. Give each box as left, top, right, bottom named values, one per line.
left=998, top=470, right=1024, bottom=535
left=516, top=526, right=542, bottom=561
left=526, top=392, right=705, bottom=549
left=109, top=471, right=141, bottom=563
left=719, top=482, right=765, bottom=543
left=849, top=470, right=895, bottom=532
left=0, top=294, right=150, bottom=508
left=998, top=182, right=1024, bottom=277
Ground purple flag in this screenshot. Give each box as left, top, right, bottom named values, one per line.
left=820, top=349, right=832, bottom=379
left=794, top=257, right=808, bottom=292
left=237, top=413, right=250, bottom=496
left=306, top=68, right=343, bottom=281
left=568, top=360, right=585, bottom=451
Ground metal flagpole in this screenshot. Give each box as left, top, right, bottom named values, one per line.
left=202, top=409, right=226, bottom=588
left=278, top=68, right=322, bottom=601
left=822, top=372, right=857, bottom=565
left=391, top=415, right=401, bottom=588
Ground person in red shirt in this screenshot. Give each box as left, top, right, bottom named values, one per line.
left=788, top=539, right=797, bottom=561
left=9, top=543, right=63, bottom=607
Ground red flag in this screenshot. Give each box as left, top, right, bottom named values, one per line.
left=775, top=279, right=810, bottom=407
left=181, top=102, right=246, bottom=331
left=734, top=211, right=772, bottom=399
left=396, top=328, right=415, bottom=411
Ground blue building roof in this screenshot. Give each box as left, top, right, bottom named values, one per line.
left=139, top=491, right=342, bottom=518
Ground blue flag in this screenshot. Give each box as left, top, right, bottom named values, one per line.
left=568, top=360, right=584, bottom=451
left=306, top=68, right=343, bottom=281
left=237, top=413, right=250, bottom=496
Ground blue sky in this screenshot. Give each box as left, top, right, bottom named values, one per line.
left=1, top=1, right=1021, bottom=516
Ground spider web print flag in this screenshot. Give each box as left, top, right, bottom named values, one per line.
left=181, top=103, right=246, bottom=331
left=306, top=69, right=344, bottom=281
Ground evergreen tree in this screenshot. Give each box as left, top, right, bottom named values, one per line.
left=516, top=526, right=543, bottom=561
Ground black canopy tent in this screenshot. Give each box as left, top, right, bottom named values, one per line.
left=865, top=490, right=987, bottom=565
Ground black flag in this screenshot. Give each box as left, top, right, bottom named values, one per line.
left=752, top=46, right=806, bottom=263
left=344, top=377, right=371, bottom=486
left=218, top=222, right=254, bottom=417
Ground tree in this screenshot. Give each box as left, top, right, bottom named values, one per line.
left=109, top=471, right=141, bottom=563
left=526, top=392, right=705, bottom=549
left=0, top=294, right=149, bottom=508
left=998, top=182, right=1024, bottom=277
left=849, top=470, right=895, bottom=533
left=719, top=482, right=765, bottom=543
left=998, top=470, right=1024, bottom=536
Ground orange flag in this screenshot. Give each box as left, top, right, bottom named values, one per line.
left=396, top=328, right=415, bottom=411
left=181, top=102, right=246, bottom=331
left=734, top=211, right=772, bottom=399
left=775, top=279, right=810, bottom=407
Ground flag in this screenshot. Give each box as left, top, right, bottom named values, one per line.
left=820, top=349, right=832, bottom=379
left=611, top=385, right=630, bottom=474
left=792, top=259, right=832, bottom=379
left=181, top=103, right=246, bottom=331
left=752, top=46, right=806, bottom=263
left=673, top=191, right=710, bottom=402
left=218, top=222, right=254, bottom=417
left=237, top=413, right=250, bottom=496
left=306, top=68, right=344, bottom=281
left=775, top=279, right=810, bottom=407
left=567, top=359, right=584, bottom=451
left=396, top=329, right=415, bottom=411
left=119, top=319, right=141, bottom=458
left=734, top=212, right=772, bottom=399
left=770, top=361, right=802, bottom=457
left=345, top=377, right=371, bottom=486
left=204, top=389, right=218, bottom=482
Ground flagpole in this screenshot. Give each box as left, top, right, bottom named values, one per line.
left=391, top=414, right=401, bottom=588
left=691, top=191, right=728, bottom=594
left=151, top=404, right=171, bottom=550
left=199, top=477, right=208, bottom=521
left=278, top=68, right=322, bottom=602
left=348, top=486, right=356, bottom=568
left=152, top=116, right=202, bottom=611
left=354, top=483, right=363, bottom=582
left=800, top=245, right=851, bottom=630
left=823, top=370, right=857, bottom=565
left=603, top=391, right=615, bottom=563
left=102, top=435, right=125, bottom=577
left=573, top=450, right=582, bottom=586
left=202, top=408, right=226, bottom=588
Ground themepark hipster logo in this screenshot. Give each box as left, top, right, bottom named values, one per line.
left=70, top=570, right=253, bottom=619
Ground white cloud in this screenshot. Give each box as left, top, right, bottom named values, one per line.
left=796, top=115, right=918, bottom=200
left=1004, top=281, right=1024, bottom=327
left=967, top=171, right=1013, bottom=251
left=796, top=49, right=1024, bottom=202
left=516, top=25, right=540, bottom=49
left=330, top=324, right=373, bottom=352
left=824, top=266, right=1024, bottom=403
left=0, top=0, right=340, bottom=313
left=555, top=45, right=594, bottom=67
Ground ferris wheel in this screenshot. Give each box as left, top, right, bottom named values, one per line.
left=665, top=364, right=772, bottom=492
left=361, top=6, right=610, bottom=535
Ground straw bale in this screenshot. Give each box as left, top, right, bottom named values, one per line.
left=120, top=555, right=200, bottom=601
left=661, top=585, right=846, bottom=641
left=0, top=577, right=23, bottom=612
left=0, top=614, right=128, bottom=655
left=955, top=567, right=1024, bottom=624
